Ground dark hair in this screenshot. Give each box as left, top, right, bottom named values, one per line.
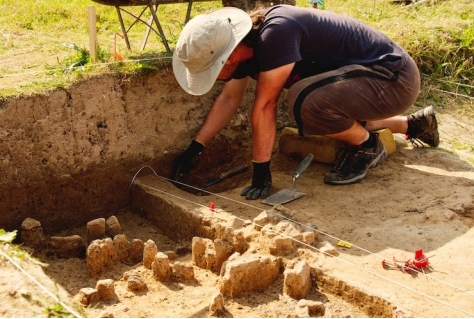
left=242, top=8, right=266, bottom=46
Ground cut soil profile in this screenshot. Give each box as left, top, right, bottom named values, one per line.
left=0, top=68, right=474, bottom=318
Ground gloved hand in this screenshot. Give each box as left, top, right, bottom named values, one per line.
left=171, top=140, right=204, bottom=180
left=240, top=161, right=272, bottom=200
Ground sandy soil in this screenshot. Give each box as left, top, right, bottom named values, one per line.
left=1, top=108, right=474, bottom=318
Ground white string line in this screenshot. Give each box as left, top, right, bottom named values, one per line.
left=132, top=178, right=474, bottom=317
left=0, top=248, right=83, bottom=318
left=130, top=166, right=474, bottom=297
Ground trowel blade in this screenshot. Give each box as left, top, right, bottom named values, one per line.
left=261, top=189, right=306, bottom=206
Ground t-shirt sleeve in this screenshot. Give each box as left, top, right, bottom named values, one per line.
left=255, top=18, right=304, bottom=72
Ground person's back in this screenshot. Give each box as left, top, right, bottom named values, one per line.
left=239, top=5, right=407, bottom=86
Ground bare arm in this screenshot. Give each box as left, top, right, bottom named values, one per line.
left=195, top=77, right=250, bottom=145
left=251, top=63, right=295, bottom=162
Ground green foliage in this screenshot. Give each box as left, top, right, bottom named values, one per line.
left=0, top=230, right=43, bottom=263
left=59, top=43, right=91, bottom=71
left=0, top=229, right=17, bottom=243
left=43, top=303, right=76, bottom=318
left=450, top=138, right=473, bottom=152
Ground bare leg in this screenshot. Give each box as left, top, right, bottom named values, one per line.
left=326, top=115, right=410, bottom=146
left=326, top=121, right=370, bottom=146
left=365, top=115, right=408, bottom=134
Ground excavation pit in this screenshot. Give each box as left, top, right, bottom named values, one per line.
left=22, top=174, right=396, bottom=318
left=2, top=70, right=474, bottom=317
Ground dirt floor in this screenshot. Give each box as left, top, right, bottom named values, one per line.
left=2, top=106, right=474, bottom=318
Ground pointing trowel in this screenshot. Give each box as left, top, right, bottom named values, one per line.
left=204, top=163, right=249, bottom=187
left=261, top=153, right=314, bottom=206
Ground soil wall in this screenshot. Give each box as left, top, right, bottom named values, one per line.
left=0, top=68, right=293, bottom=234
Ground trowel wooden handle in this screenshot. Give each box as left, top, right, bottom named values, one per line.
left=293, top=153, right=314, bottom=179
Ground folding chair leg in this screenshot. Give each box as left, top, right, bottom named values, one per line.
left=115, top=6, right=131, bottom=50
left=148, top=5, right=171, bottom=53
left=141, top=11, right=155, bottom=51
left=185, top=2, right=194, bottom=24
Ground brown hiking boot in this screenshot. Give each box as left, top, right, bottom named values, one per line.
left=406, top=105, right=440, bottom=147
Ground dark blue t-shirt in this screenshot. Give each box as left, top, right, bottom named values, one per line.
left=233, top=5, right=407, bottom=88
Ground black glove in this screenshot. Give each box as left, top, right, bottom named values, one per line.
left=171, top=140, right=204, bottom=180
left=240, top=161, right=272, bottom=200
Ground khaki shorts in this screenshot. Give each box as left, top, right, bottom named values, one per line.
left=287, top=54, right=420, bottom=136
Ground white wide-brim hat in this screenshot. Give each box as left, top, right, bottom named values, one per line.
left=172, top=7, right=252, bottom=96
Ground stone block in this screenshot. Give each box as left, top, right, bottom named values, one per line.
left=291, top=299, right=325, bottom=317
left=87, top=218, right=106, bottom=245
left=233, top=230, right=249, bottom=254
left=171, top=261, right=195, bottom=282
left=126, top=238, right=144, bottom=265
left=113, top=234, right=128, bottom=262
left=319, top=240, right=338, bottom=256
left=49, top=235, right=86, bottom=258
left=253, top=211, right=270, bottom=230
left=96, top=279, right=116, bottom=301
left=87, top=238, right=115, bottom=278
left=283, top=260, right=311, bottom=299
left=163, top=250, right=178, bottom=260
left=219, top=255, right=281, bottom=298
left=127, top=275, right=147, bottom=292
left=151, top=252, right=172, bottom=281
left=20, top=218, right=46, bottom=251
left=269, top=235, right=295, bottom=255
left=143, top=239, right=158, bottom=269
left=214, top=239, right=235, bottom=273
left=105, top=215, right=122, bottom=237
left=209, top=291, right=225, bottom=315
left=79, top=287, right=100, bottom=306
left=192, top=237, right=215, bottom=271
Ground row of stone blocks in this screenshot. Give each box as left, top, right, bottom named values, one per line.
left=19, top=215, right=127, bottom=259
left=20, top=208, right=329, bottom=316
left=79, top=207, right=327, bottom=316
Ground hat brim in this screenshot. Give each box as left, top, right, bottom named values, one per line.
left=172, top=7, right=252, bottom=96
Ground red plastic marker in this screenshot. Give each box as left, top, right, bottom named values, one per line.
left=413, top=249, right=429, bottom=269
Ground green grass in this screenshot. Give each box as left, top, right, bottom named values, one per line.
left=0, top=0, right=473, bottom=105
left=450, top=138, right=473, bottom=151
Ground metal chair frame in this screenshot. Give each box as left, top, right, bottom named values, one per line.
left=93, top=0, right=203, bottom=53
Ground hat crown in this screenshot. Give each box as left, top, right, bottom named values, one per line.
left=176, top=15, right=232, bottom=73
left=172, top=7, right=252, bottom=95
